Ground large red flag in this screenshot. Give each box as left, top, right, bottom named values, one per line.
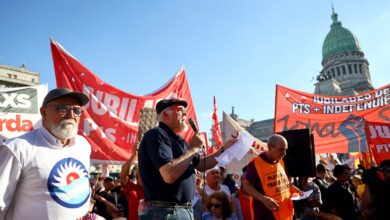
left=50, top=39, right=198, bottom=163
left=212, top=96, right=223, bottom=148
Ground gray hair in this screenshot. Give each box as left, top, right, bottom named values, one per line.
left=157, top=107, right=173, bottom=122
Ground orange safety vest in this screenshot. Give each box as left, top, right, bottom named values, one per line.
left=238, top=189, right=254, bottom=220
left=253, top=156, right=294, bottom=220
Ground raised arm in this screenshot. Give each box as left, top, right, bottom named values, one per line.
left=120, top=142, right=139, bottom=186
left=195, top=138, right=237, bottom=172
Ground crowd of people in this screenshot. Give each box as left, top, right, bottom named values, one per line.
left=86, top=150, right=390, bottom=220
left=1, top=91, right=389, bottom=220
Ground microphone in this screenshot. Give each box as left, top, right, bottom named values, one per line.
left=188, top=118, right=205, bottom=153
left=188, top=118, right=198, bottom=133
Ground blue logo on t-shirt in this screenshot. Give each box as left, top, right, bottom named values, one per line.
left=47, top=157, right=90, bottom=208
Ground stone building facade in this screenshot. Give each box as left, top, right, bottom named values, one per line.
left=0, top=64, right=40, bottom=88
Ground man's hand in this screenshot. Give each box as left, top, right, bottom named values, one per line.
left=195, top=173, right=204, bottom=194
left=221, top=137, right=238, bottom=151
left=290, top=184, right=303, bottom=196
left=160, top=134, right=204, bottom=184
left=262, top=196, right=280, bottom=212
left=196, top=172, right=203, bottom=187
left=188, top=133, right=204, bottom=153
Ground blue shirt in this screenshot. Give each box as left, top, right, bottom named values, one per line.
left=138, top=122, right=200, bottom=203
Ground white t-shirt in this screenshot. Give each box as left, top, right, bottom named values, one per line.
left=204, top=184, right=231, bottom=199
left=0, top=127, right=91, bottom=220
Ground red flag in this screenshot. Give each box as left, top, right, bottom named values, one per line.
left=212, top=96, right=223, bottom=148
left=198, top=131, right=215, bottom=155
left=50, top=39, right=198, bottom=163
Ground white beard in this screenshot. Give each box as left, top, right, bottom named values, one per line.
left=48, top=119, right=78, bottom=141
left=180, top=121, right=188, bottom=132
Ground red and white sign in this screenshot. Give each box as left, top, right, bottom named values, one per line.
left=51, top=39, right=198, bottom=163
left=365, top=121, right=390, bottom=165
left=274, top=84, right=390, bottom=153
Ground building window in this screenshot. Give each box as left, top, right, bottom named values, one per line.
left=331, top=71, right=335, bottom=78
left=348, top=64, right=353, bottom=73
left=13, top=75, right=17, bottom=79
left=7, top=73, right=12, bottom=78
left=336, top=67, right=341, bottom=76
left=359, top=64, right=363, bottom=73
left=32, top=78, right=35, bottom=83
left=354, top=64, right=358, bottom=74
left=342, top=66, right=346, bottom=75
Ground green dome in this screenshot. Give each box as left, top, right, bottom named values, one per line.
left=322, top=10, right=361, bottom=61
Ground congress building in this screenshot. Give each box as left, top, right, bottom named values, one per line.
left=228, top=8, right=375, bottom=141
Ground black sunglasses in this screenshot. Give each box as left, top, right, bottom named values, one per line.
left=210, top=203, right=222, bottom=208
left=46, top=104, right=83, bottom=117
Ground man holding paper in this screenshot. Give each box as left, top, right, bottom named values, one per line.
left=138, top=98, right=237, bottom=220
left=243, top=134, right=302, bottom=220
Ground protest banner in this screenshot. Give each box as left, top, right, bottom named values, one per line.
left=51, top=39, right=197, bottom=163
left=0, top=84, right=47, bottom=143
left=274, top=84, right=390, bottom=153
left=365, top=121, right=390, bottom=165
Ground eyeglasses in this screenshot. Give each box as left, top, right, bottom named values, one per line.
left=210, top=203, right=222, bottom=209
left=172, top=106, right=187, bottom=115
left=46, top=104, right=83, bottom=117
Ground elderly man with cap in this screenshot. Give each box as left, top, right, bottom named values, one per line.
left=0, top=88, right=91, bottom=220
left=138, top=98, right=237, bottom=220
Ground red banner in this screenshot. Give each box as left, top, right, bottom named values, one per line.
left=51, top=39, right=197, bottom=163
left=365, top=121, right=390, bottom=165
left=274, top=85, right=390, bottom=153
left=212, top=96, right=223, bottom=148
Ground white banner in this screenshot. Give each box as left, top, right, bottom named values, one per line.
left=220, top=111, right=267, bottom=174
left=0, top=84, right=48, bottom=143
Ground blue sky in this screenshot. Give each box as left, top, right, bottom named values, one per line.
left=1, top=0, right=389, bottom=135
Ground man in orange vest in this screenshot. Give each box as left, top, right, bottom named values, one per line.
left=243, top=134, right=302, bottom=220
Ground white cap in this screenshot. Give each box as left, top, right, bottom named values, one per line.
left=205, top=166, right=220, bottom=176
